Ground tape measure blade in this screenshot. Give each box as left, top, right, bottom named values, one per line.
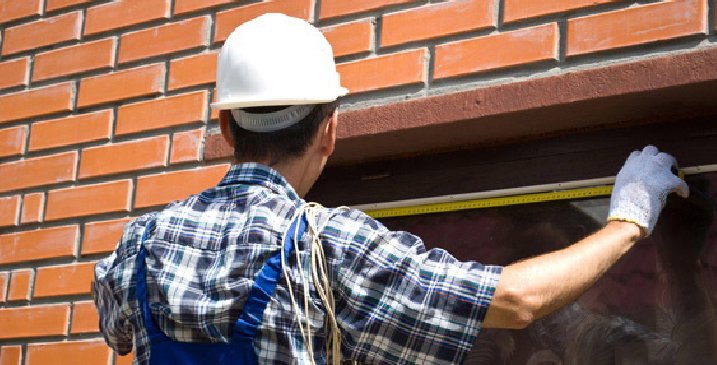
left=365, top=185, right=612, bottom=219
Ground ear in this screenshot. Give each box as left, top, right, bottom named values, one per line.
left=219, top=110, right=235, bottom=147
left=320, top=110, right=338, bottom=157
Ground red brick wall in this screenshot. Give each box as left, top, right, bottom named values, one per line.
left=0, top=1, right=714, bottom=364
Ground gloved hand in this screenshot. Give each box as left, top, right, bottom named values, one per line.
left=607, top=145, right=689, bottom=236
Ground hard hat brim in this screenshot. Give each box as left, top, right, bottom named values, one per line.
left=211, top=88, right=348, bottom=110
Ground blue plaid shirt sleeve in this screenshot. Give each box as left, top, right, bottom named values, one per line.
left=324, top=209, right=502, bottom=365
left=94, top=249, right=133, bottom=355
left=93, top=213, right=157, bottom=355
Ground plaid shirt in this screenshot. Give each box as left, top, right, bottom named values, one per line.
left=94, top=163, right=502, bottom=365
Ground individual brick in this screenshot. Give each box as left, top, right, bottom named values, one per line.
left=0, top=82, right=73, bottom=124
left=381, top=0, right=493, bottom=47
left=0, top=225, right=78, bottom=265
left=171, top=129, right=204, bottom=164
left=0, top=151, right=77, bottom=193
left=214, top=0, right=312, bottom=43
left=26, top=340, right=111, bottom=365
left=119, top=16, right=209, bottom=64
left=135, top=164, right=229, bottom=208
left=20, top=192, right=44, bottom=224
left=0, top=0, right=41, bottom=24
left=320, top=0, right=418, bottom=20
left=0, top=126, right=26, bottom=158
left=45, top=180, right=132, bottom=221
left=33, top=38, right=116, bottom=82
left=0, top=345, right=21, bottom=365
left=0, top=196, right=19, bottom=227
left=0, top=57, right=29, bottom=90
left=0, top=272, right=6, bottom=303
left=175, top=0, right=233, bottom=15
left=7, top=269, right=33, bottom=301
left=79, top=136, right=169, bottom=178
left=70, top=301, right=99, bottom=334
left=168, top=52, right=217, bottom=91
left=504, top=0, right=620, bottom=23
left=77, top=64, right=165, bottom=108
left=116, top=91, right=207, bottom=135
left=434, top=23, right=558, bottom=79
left=567, top=0, right=706, bottom=57
left=1, top=11, right=81, bottom=55
left=29, top=110, right=112, bottom=152
left=46, top=0, right=95, bottom=12
left=82, top=217, right=131, bottom=255
left=84, top=0, right=169, bottom=36
left=321, top=20, right=372, bottom=57
left=336, top=48, right=426, bottom=94
left=34, top=262, right=95, bottom=298
left=0, top=304, right=70, bottom=339
left=115, top=352, right=134, bottom=365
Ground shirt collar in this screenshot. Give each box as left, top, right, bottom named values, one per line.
left=216, top=162, right=302, bottom=203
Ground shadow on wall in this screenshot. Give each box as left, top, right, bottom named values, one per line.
left=381, top=174, right=717, bottom=365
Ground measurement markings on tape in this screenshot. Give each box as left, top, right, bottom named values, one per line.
left=365, top=185, right=614, bottom=219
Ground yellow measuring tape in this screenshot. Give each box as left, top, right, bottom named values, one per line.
left=365, top=185, right=614, bottom=219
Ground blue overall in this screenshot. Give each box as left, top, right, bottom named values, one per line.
left=135, top=214, right=308, bottom=365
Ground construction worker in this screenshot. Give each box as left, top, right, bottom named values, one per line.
left=93, top=13, right=689, bottom=365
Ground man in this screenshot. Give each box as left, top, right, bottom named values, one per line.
left=94, top=13, right=689, bottom=365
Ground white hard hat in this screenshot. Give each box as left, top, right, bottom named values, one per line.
left=212, top=13, right=348, bottom=111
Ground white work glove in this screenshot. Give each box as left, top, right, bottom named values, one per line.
left=607, top=145, right=689, bottom=236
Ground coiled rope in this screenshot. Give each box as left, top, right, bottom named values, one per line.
left=281, top=202, right=344, bottom=365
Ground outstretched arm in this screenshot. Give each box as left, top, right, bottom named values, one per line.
left=483, top=220, right=640, bottom=328
left=483, top=146, right=688, bottom=329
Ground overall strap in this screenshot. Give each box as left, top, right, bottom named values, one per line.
left=232, top=213, right=307, bottom=341
left=135, top=219, right=170, bottom=341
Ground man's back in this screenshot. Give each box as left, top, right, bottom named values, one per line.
left=95, top=163, right=502, bottom=365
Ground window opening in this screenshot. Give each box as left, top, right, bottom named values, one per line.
left=364, top=165, right=717, bottom=364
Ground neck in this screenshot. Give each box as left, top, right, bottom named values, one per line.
left=239, top=153, right=320, bottom=198
left=272, top=156, right=313, bottom=198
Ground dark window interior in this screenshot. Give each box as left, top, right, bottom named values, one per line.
left=379, top=172, right=717, bottom=364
